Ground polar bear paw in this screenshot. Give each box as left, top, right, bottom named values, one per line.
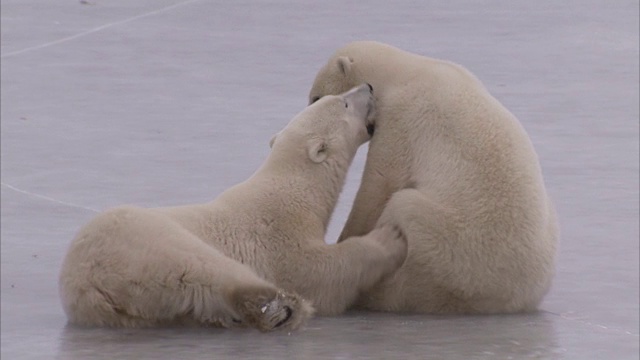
left=370, top=224, right=409, bottom=271
left=230, top=286, right=314, bottom=332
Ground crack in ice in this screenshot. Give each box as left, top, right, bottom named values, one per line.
left=1, top=0, right=201, bottom=59
left=1, top=182, right=99, bottom=213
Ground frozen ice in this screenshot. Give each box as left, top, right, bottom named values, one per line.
left=1, top=0, right=638, bottom=359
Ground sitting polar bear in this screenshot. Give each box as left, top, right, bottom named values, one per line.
left=308, top=41, right=558, bottom=314
left=59, top=84, right=408, bottom=331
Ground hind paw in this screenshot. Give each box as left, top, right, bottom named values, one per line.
left=230, top=286, right=314, bottom=332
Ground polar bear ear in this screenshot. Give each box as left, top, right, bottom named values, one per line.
left=337, top=56, right=353, bottom=75
left=308, top=138, right=328, bottom=163
left=269, top=132, right=279, bottom=148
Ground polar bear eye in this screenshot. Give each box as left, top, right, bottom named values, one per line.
left=344, top=101, right=349, bottom=108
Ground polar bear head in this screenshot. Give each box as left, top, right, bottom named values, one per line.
left=307, top=54, right=360, bottom=107
left=308, top=41, right=411, bottom=113
left=269, top=83, right=375, bottom=167
left=307, top=42, right=390, bottom=106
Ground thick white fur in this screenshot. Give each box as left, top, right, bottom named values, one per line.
left=308, top=41, right=558, bottom=314
left=59, top=84, right=408, bottom=330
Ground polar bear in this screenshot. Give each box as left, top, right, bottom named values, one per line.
left=308, top=41, right=558, bottom=314
left=59, top=84, right=408, bottom=331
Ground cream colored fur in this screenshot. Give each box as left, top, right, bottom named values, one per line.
left=59, top=84, right=408, bottom=331
left=308, top=41, right=558, bottom=314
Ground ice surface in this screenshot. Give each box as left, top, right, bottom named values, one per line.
left=1, top=0, right=638, bottom=359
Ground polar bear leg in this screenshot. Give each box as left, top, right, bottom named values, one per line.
left=361, top=188, right=476, bottom=313
left=292, top=225, right=407, bottom=315
left=61, top=207, right=312, bottom=330
left=338, top=165, right=396, bottom=242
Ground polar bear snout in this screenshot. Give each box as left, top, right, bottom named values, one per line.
left=364, top=83, right=376, bottom=135
left=343, top=83, right=376, bottom=136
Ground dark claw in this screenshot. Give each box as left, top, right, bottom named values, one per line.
left=274, top=306, right=293, bottom=328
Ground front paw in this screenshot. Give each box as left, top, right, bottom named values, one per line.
left=370, top=224, right=408, bottom=271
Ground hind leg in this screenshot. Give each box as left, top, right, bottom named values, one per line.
left=229, top=285, right=314, bottom=331
left=59, top=206, right=313, bottom=330
left=356, top=188, right=476, bottom=313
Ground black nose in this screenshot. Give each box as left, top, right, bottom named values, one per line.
left=366, top=83, right=373, bottom=92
